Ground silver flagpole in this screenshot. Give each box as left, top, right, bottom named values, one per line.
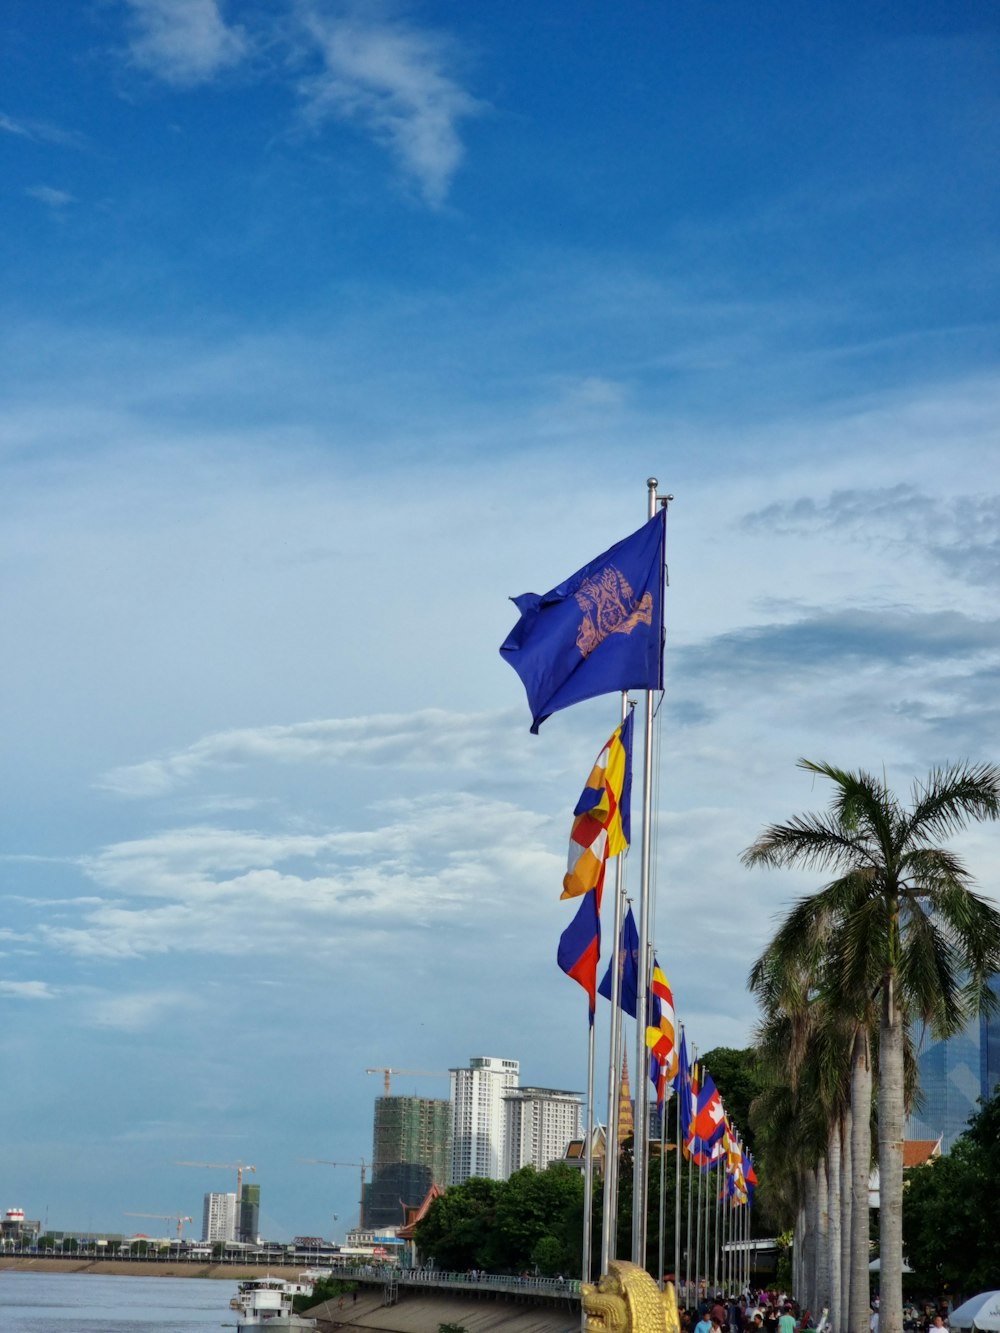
left=694, top=1121, right=703, bottom=1307
left=657, top=1088, right=668, bottom=1287
left=601, top=695, right=630, bottom=1274
left=632, top=478, right=663, bottom=1268
left=674, top=1033, right=683, bottom=1297
left=685, top=1045, right=697, bottom=1305
left=583, top=1013, right=595, bottom=1285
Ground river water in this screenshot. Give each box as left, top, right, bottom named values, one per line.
left=0, top=1272, right=232, bottom=1331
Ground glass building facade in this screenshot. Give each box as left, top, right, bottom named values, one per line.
left=907, top=974, right=1000, bottom=1151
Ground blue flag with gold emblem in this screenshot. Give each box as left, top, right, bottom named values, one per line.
left=499, top=510, right=666, bottom=732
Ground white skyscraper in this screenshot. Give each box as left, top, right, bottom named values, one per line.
left=202, top=1191, right=237, bottom=1243
left=503, top=1086, right=583, bottom=1176
left=449, top=1056, right=519, bottom=1184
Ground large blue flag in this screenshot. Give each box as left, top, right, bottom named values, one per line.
left=500, top=510, right=666, bottom=732
left=673, top=1028, right=692, bottom=1145
left=597, top=903, right=639, bottom=1016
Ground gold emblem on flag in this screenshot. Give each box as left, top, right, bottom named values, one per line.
left=575, top=566, right=653, bottom=659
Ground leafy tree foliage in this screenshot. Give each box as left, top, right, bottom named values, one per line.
left=414, top=1166, right=583, bottom=1274
left=700, top=1046, right=763, bottom=1158
left=903, top=1087, right=1000, bottom=1299
left=413, top=1175, right=501, bottom=1271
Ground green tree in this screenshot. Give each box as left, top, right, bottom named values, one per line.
left=903, top=1087, right=1000, bottom=1299
left=743, top=759, right=1000, bottom=1333
left=699, top=1047, right=763, bottom=1157
left=413, top=1175, right=500, bottom=1270
left=485, top=1164, right=583, bottom=1272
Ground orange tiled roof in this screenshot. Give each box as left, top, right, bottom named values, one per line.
left=903, top=1139, right=941, bottom=1168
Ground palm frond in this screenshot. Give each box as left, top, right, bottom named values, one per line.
left=897, top=898, right=963, bottom=1033
left=741, top=810, right=877, bottom=872
left=906, top=762, right=1000, bottom=842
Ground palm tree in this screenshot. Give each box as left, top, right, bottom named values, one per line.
left=743, top=760, right=1000, bottom=1333
left=750, top=959, right=855, bottom=1326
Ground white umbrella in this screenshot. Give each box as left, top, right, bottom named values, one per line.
left=949, top=1292, right=1000, bottom=1332
left=868, top=1258, right=913, bottom=1273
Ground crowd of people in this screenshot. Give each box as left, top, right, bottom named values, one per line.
left=675, top=1291, right=955, bottom=1333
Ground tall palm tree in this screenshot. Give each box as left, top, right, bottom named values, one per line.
left=743, top=760, right=1000, bottom=1333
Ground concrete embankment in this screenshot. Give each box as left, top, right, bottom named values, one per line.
left=0, top=1257, right=278, bottom=1278
left=308, top=1285, right=579, bottom=1333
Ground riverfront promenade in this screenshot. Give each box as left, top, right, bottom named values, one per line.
left=0, top=1254, right=580, bottom=1301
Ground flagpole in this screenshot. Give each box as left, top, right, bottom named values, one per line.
left=601, top=695, right=630, bottom=1275
left=657, top=1088, right=668, bottom=1287
left=685, top=1045, right=696, bottom=1305
left=714, top=1156, right=722, bottom=1298
left=632, top=477, right=661, bottom=1269
left=674, top=1027, right=683, bottom=1299
left=583, top=1008, right=596, bottom=1285
left=698, top=1103, right=704, bottom=1301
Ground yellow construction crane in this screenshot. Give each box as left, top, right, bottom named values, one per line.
left=124, top=1212, right=193, bottom=1238
left=175, top=1160, right=256, bottom=1202
left=364, top=1067, right=448, bottom=1097
left=299, top=1158, right=368, bottom=1229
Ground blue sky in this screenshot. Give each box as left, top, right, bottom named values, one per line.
left=2, top=0, right=999, bottom=1241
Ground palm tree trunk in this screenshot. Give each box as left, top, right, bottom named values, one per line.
left=841, top=1104, right=853, bottom=1332
left=828, top=1118, right=842, bottom=1333
left=850, top=1027, right=872, bottom=1333
left=803, top=1164, right=818, bottom=1313
left=879, top=975, right=905, bottom=1333
left=816, top=1153, right=830, bottom=1316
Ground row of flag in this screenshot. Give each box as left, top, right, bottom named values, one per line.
left=556, top=710, right=759, bottom=1206
left=499, top=503, right=756, bottom=1204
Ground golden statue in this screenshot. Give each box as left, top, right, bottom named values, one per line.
left=582, top=1260, right=680, bottom=1333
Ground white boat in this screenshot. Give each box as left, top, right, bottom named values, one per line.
left=230, top=1275, right=318, bottom=1330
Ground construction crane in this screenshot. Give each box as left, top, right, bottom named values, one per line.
left=299, top=1158, right=368, bottom=1229
left=124, top=1213, right=193, bottom=1238
left=175, top=1160, right=256, bottom=1202
left=365, top=1067, right=448, bottom=1097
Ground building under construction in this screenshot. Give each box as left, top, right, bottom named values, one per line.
left=364, top=1097, right=451, bottom=1229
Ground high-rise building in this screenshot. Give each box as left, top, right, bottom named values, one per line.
left=238, top=1183, right=260, bottom=1244
left=202, top=1192, right=237, bottom=1244
left=449, top=1056, right=519, bottom=1184
left=907, top=975, right=1000, bottom=1150
left=503, top=1086, right=582, bottom=1175
left=365, top=1096, right=452, bottom=1229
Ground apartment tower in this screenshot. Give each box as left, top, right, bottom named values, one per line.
left=449, top=1056, right=519, bottom=1184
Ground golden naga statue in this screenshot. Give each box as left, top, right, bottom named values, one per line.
left=581, top=1260, right=680, bottom=1333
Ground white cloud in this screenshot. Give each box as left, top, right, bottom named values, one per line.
left=298, top=4, right=481, bottom=206
left=121, top=0, right=249, bottom=86
left=25, top=186, right=76, bottom=208
left=0, top=980, right=57, bottom=1000
left=0, top=112, right=87, bottom=148
left=97, top=708, right=530, bottom=797
left=83, top=988, right=198, bottom=1031
left=42, top=793, right=558, bottom=959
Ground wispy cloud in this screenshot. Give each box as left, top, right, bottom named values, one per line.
left=83, top=987, right=198, bottom=1031
left=0, top=112, right=88, bottom=149
left=298, top=3, right=482, bottom=207
left=25, top=185, right=76, bottom=209
left=0, top=980, right=57, bottom=1000
left=121, top=0, right=249, bottom=87
left=742, top=484, right=1000, bottom=588
left=43, top=792, right=557, bottom=959
left=97, top=708, right=530, bottom=797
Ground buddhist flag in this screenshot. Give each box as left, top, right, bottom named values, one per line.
left=500, top=510, right=666, bottom=732
left=645, top=958, right=678, bottom=1107
left=562, top=713, right=634, bottom=899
